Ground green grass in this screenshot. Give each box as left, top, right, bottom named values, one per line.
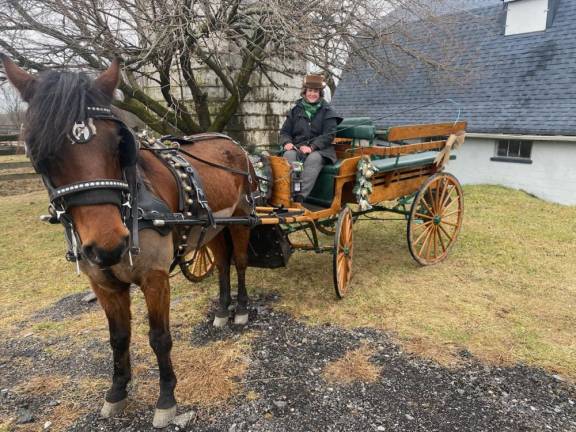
left=1, top=185, right=575, bottom=379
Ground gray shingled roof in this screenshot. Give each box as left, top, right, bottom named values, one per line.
left=332, top=0, right=576, bottom=136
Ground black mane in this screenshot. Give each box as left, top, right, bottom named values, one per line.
left=24, top=70, right=110, bottom=169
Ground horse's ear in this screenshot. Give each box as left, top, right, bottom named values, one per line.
left=0, top=53, right=37, bottom=102
left=93, top=57, right=121, bottom=100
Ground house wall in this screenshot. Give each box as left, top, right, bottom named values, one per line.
left=448, top=137, right=576, bottom=205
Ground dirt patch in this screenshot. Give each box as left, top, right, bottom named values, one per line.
left=0, top=177, right=43, bottom=196
left=32, top=291, right=98, bottom=322
left=1, top=294, right=575, bottom=431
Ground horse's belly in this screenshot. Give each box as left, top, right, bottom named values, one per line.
left=179, top=205, right=237, bottom=254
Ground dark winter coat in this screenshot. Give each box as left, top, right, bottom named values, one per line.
left=279, top=99, right=343, bottom=164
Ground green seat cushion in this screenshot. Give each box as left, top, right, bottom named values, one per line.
left=336, top=118, right=375, bottom=143
left=371, top=151, right=455, bottom=173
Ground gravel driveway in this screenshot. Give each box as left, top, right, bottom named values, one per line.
left=1, top=294, right=575, bottom=431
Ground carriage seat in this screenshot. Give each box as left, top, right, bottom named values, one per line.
left=306, top=150, right=456, bottom=207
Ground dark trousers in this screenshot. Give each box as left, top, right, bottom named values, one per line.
left=283, top=150, right=325, bottom=197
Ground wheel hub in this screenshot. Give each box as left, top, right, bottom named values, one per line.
left=433, top=215, right=442, bottom=225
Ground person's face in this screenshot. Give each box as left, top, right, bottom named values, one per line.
left=305, top=88, right=321, bottom=103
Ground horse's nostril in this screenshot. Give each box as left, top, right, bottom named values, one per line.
left=82, top=243, right=102, bottom=265
left=82, top=238, right=128, bottom=267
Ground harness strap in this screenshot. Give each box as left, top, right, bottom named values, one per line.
left=171, top=147, right=250, bottom=177
left=125, top=165, right=140, bottom=255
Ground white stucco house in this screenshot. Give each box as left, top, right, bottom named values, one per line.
left=332, top=0, right=576, bottom=205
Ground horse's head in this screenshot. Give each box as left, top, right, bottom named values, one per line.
left=1, top=55, right=132, bottom=267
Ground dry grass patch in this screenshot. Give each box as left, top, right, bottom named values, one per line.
left=13, top=375, right=69, bottom=396
left=8, top=377, right=108, bottom=432
left=323, top=344, right=380, bottom=385
left=175, top=338, right=250, bottom=406
left=43, top=377, right=109, bottom=431
left=130, top=338, right=251, bottom=409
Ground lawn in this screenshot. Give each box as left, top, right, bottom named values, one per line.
left=0, top=185, right=575, bottom=379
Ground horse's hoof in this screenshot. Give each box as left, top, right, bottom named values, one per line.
left=153, top=405, right=177, bottom=428
left=213, top=315, right=228, bottom=327
left=234, top=313, right=249, bottom=325
left=100, top=399, right=127, bottom=418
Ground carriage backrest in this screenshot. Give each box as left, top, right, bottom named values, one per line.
left=335, top=117, right=375, bottom=147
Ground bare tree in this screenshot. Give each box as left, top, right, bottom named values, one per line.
left=0, top=83, right=25, bottom=126
left=0, top=0, right=464, bottom=135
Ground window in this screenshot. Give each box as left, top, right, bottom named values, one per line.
left=491, top=140, right=533, bottom=164
left=505, top=0, right=548, bottom=36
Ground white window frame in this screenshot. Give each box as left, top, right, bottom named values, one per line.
left=505, top=0, right=549, bottom=36
left=491, top=139, right=533, bottom=164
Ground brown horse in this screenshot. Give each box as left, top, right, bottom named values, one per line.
left=1, top=55, right=255, bottom=428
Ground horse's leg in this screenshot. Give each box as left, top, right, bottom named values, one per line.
left=92, top=283, right=132, bottom=418
left=211, top=231, right=233, bottom=327
left=140, top=270, right=177, bottom=428
left=229, top=225, right=251, bottom=325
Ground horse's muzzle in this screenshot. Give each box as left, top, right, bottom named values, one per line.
left=82, top=236, right=129, bottom=267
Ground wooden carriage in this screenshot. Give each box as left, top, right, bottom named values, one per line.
left=182, top=119, right=467, bottom=298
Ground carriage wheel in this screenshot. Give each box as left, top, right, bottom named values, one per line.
left=333, top=207, right=354, bottom=298
left=407, top=173, right=464, bottom=265
left=180, top=245, right=215, bottom=282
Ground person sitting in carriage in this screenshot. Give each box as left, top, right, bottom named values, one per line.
left=279, top=74, right=342, bottom=203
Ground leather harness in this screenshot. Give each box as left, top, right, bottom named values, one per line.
left=36, top=105, right=253, bottom=271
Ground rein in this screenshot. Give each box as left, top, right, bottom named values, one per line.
left=155, top=135, right=251, bottom=177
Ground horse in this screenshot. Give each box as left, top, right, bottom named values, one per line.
left=0, top=54, right=255, bottom=428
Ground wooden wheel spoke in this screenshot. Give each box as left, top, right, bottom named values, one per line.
left=433, top=178, right=443, bottom=212
left=442, top=208, right=461, bottom=218
left=440, top=220, right=459, bottom=227
left=415, top=212, right=434, bottom=221
left=437, top=226, right=447, bottom=252
left=432, top=226, right=438, bottom=258
left=421, top=193, right=435, bottom=215
left=338, top=258, right=348, bottom=289
left=438, top=223, right=454, bottom=242
left=197, top=251, right=205, bottom=275
left=413, top=223, right=433, bottom=246
left=418, top=226, right=434, bottom=257
left=425, top=226, right=435, bottom=260
left=442, top=195, right=460, bottom=214
left=437, top=177, right=448, bottom=213
left=411, top=220, right=433, bottom=231
left=440, top=185, right=456, bottom=210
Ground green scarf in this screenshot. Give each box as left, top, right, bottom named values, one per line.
left=302, top=99, right=322, bottom=120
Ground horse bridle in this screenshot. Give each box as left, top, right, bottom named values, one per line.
left=38, top=105, right=140, bottom=269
